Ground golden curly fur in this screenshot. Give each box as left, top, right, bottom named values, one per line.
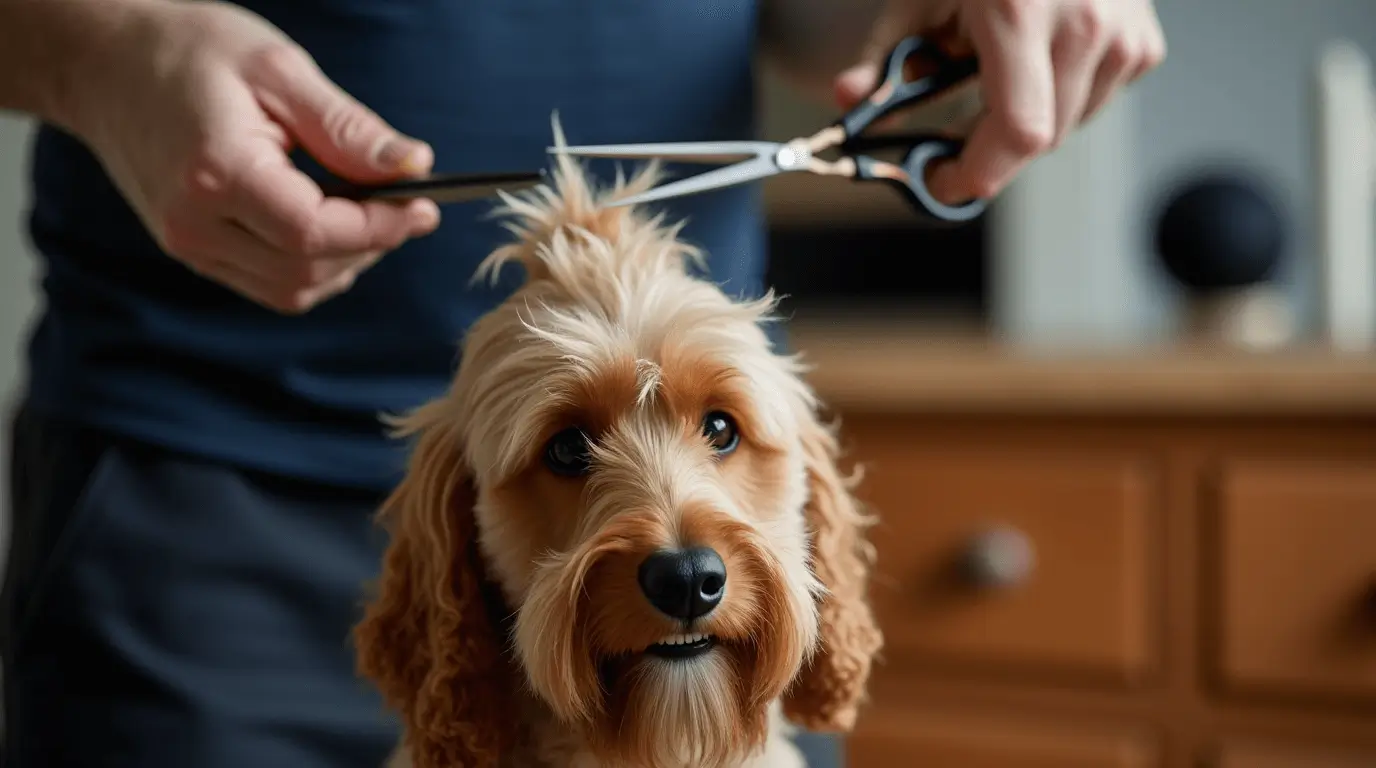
left=353, top=118, right=883, bottom=768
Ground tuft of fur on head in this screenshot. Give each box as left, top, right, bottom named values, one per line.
left=354, top=114, right=883, bottom=768
left=474, top=113, right=706, bottom=296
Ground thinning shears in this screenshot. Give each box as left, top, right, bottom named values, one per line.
left=554, top=35, right=987, bottom=223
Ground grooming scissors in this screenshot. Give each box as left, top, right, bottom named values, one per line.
left=322, top=169, right=547, bottom=204
left=553, top=35, right=986, bottom=223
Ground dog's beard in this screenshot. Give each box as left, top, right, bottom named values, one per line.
left=596, top=645, right=749, bottom=767
left=513, top=512, right=818, bottom=768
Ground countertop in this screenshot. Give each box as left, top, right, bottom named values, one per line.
left=787, top=322, right=1376, bottom=416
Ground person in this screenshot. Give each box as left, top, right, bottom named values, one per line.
left=0, top=0, right=1164, bottom=765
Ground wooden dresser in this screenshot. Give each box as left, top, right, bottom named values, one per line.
left=790, top=324, right=1376, bottom=768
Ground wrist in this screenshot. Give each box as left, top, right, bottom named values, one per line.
left=0, top=0, right=168, bottom=132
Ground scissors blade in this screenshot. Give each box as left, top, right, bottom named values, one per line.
left=554, top=141, right=781, bottom=165
left=605, top=156, right=783, bottom=208
left=323, top=170, right=547, bottom=204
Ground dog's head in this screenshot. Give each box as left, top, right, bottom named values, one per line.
left=353, top=120, right=882, bottom=768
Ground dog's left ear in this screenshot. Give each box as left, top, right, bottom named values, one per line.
left=783, top=413, right=884, bottom=732
left=353, top=408, right=518, bottom=768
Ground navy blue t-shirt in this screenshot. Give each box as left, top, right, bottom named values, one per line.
left=21, top=1, right=770, bottom=491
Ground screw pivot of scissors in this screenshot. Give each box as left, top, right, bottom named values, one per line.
left=772, top=142, right=810, bottom=171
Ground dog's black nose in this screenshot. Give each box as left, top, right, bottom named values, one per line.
left=637, top=547, right=727, bottom=621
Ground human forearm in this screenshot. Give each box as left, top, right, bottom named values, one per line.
left=0, top=0, right=158, bottom=131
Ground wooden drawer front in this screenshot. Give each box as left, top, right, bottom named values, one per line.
left=1214, top=460, right=1376, bottom=704
left=855, top=440, right=1158, bottom=683
left=1214, top=741, right=1376, bottom=768
left=848, top=707, right=1159, bottom=768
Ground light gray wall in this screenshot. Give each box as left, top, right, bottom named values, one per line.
left=0, top=115, right=35, bottom=403
left=1134, top=0, right=1376, bottom=335
left=0, top=115, right=36, bottom=548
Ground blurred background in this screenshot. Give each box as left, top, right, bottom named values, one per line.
left=3, top=0, right=1376, bottom=765
left=754, top=0, right=1370, bottom=345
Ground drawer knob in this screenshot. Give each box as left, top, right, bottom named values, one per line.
left=963, top=527, right=1036, bottom=588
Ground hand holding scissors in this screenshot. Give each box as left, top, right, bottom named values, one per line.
left=554, top=35, right=987, bottom=224
left=836, top=0, right=1166, bottom=202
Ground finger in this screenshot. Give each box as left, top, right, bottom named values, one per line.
left=246, top=45, right=433, bottom=181
left=1079, top=38, right=1136, bottom=125
left=206, top=259, right=351, bottom=315
left=201, top=223, right=381, bottom=313
left=185, top=234, right=298, bottom=313
left=216, top=217, right=387, bottom=287
left=1131, top=11, right=1168, bottom=82
left=225, top=149, right=439, bottom=256
left=1049, top=4, right=1112, bottom=144
left=1081, top=5, right=1168, bottom=125
left=199, top=260, right=286, bottom=312
left=173, top=176, right=412, bottom=290
left=834, top=62, right=880, bottom=110
left=833, top=0, right=931, bottom=110
left=927, top=6, right=1056, bottom=203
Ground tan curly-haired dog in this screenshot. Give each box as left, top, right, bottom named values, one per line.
left=352, top=120, right=883, bottom=768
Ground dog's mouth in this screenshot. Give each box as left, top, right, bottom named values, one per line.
left=643, top=632, right=717, bottom=660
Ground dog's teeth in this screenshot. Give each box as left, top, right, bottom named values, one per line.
left=654, top=633, right=712, bottom=647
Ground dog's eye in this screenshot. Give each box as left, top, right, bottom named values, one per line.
left=544, top=427, right=592, bottom=476
left=701, top=411, right=739, bottom=455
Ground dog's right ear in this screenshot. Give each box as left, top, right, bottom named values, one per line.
left=353, top=403, right=517, bottom=768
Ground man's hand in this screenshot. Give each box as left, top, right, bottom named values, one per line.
left=835, top=0, right=1166, bottom=204
left=64, top=0, right=439, bottom=313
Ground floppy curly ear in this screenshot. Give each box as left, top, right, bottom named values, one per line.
left=783, top=413, right=884, bottom=732
left=353, top=407, right=518, bottom=768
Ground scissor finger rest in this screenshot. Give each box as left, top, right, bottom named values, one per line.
left=852, top=138, right=986, bottom=224
left=839, top=35, right=980, bottom=141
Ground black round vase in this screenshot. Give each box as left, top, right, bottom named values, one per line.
left=1151, top=171, right=1294, bottom=347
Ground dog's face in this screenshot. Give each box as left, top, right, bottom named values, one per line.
left=354, top=128, right=881, bottom=768
left=463, top=201, right=824, bottom=768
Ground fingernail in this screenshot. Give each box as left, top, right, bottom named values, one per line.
left=413, top=200, right=441, bottom=233
left=378, top=138, right=433, bottom=175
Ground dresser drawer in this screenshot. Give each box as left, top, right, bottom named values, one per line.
left=1212, top=740, right=1376, bottom=768
left=851, top=429, right=1160, bottom=684
left=848, top=706, right=1159, bottom=768
left=1213, top=459, right=1376, bottom=704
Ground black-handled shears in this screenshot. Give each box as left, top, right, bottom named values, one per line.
left=551, top=35, right=986, bottom=223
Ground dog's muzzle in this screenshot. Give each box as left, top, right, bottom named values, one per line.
left=637, top=547, right=727, bottom=660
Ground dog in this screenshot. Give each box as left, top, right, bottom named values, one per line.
left=352, top=120, right=883, bottom=768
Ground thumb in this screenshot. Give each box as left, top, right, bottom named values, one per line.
left=253, top=48, right=433, bottom=182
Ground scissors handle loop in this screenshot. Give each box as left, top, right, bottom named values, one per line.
left=837, top=35, right=980, bottom=141
left=851, top=137, right=987, bottom=224
left=829, top=35, right=984, bottom=221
